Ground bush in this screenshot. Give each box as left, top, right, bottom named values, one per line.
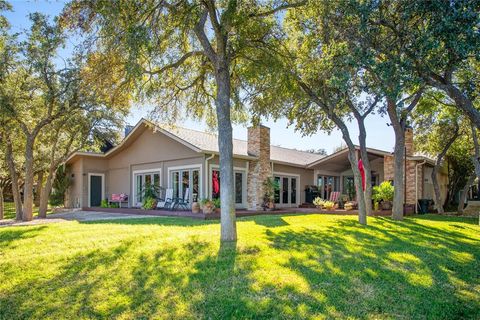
left=373, top=181, right=394, bottom=203
left=313, top=197, right=325, bottom=207
left=100, top=199, right=109, bottom=208
left=323, top=201, right=335, bottom=210
left=142, top=197, right=157, bottom=210
left=212, top=198, right=221, bottom=209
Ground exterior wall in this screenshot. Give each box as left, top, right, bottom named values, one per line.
left=405, top=160, right=421, bottom=205
left=247, top=125, right=271, bottom=210
left=383, top=155, right=394, bottom=181
left=81, top=157, right=109, bottom=207
left=66, top=158, right=83, bottom=208
left=273, top=163, right=315, bottom=205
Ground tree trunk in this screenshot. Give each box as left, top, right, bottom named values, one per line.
left=38, top=165, right=56, bottom=218
left=347, top=147, right=367, bottom=225
left=5, top=137, right=23, bottom=220
left=34, top=171, right=44, bottom=208
left=431, top=165, right=443, bottom=214
left=357, top=119, right=373, bottom=216
left=215, top=64, right=237, bottom=242
left=22, top=137, right=35, bottom=221
left=387, top=100, right=405, bottom=220
left=458, top=174, right=475, bottom=214
left=0, top=188, right=4, bottom=220
left=443, top=84, right=480, bottom=130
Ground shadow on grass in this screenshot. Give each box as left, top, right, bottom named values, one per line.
left=0, top=226, right=47, bottom=250
left=1, top=215, right=479, bottom=319
left=79, top=216, right=219, bottom=227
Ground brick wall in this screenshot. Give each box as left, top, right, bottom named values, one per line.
left=247, top=125, right=271, bottom=210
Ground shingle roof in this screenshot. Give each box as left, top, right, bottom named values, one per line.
left=162, top=125, right=325, bottom=167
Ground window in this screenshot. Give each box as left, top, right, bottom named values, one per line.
left=170, top=168, right=200, bottom=204
left=212, top=169, right=245, bottom=205
left=317, top=175, right=339, bottom=199
left=133, top=170, right=161, bottom=206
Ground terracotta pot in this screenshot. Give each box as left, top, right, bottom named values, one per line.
left=202, top=206, right=214, bottom=214
left=382, top=201, right=392, bottom=210
left=268, top=201, right=275, bottom=209
left=191, top=202, right=200, bottom=213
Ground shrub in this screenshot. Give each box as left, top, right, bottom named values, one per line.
left=212, top=198, right=221, bottom=209
left=100, top=199, right=109, bottom=208
left=323, top=201, right=335, bottom=210
left=313, top=197, right=325, bottom=207
left=142, top=197, right=157, bottom=210
left=373, top=181, right=394, bottom=203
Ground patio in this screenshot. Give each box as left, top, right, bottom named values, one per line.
left=84, top=206, right=393, bottom=220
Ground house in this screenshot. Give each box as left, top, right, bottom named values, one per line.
left=65, top=118, right=447, bottom=211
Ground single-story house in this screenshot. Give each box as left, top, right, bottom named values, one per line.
left=65, top=118, right=447, bottom=211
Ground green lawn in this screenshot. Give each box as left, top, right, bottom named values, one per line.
left=0, top=214, right=479, bottom=319
left=2, top=202, right=50, bottom=220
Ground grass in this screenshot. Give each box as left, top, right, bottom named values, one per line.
left=0, top=214, right=479, bottom=319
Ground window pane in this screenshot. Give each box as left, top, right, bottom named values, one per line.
left=145, top=174, right=152, bottom=187
left=282, top=177, right=289, bottom=204
left=291, top=178, right=297, bottom=204
left=172, top=171, right=179, bottom=198
left=192, top=170, right=199, bottom=202
left=182, top=171, right=189, bottom=199
left=154, top=173, right=160, bottom=187
left=235, top=172, right=243, bottom=204
left=274, top=177, right=280, bottom=203
left=136, top=175, right=143, bottom=203
left=212, top=170, right=220, bottom=199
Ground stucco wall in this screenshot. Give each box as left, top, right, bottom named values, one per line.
left=273, top=163, right=315, bottom=205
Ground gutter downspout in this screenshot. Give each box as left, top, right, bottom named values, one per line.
left=415, top=160, right=427, bottom=214
left=205, top=153, right=215, bottom=200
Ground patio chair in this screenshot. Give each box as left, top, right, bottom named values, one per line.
left=174, top=188, right=190, bottom=211
left=157, top=188, right=175, bottom=210
left=329, top=191, right=341, bottom=203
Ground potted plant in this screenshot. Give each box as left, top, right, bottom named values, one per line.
left=200, top=198, right=216, bottom=214
left=262, top=177, right=279, bottom=210
left=313, top=197, right=325, bottom=209
left=141, top=183, right=159, bottom=210
left=373, top=181, right=394, bottom=210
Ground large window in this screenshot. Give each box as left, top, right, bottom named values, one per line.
left=134, top=170, right=161, bottom=206
left=317, top=175, right=339, bottom=200
left=212, top=169, right=245, bottom=205
left=170, top=168, right=200, bottom=204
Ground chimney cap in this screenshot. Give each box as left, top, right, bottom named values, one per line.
left=248, top=124, right=270, bottom=130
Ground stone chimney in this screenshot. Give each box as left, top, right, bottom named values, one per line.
left=247, top=125, right=271, bottom=210
left=405, top=127, right=414, bottom=156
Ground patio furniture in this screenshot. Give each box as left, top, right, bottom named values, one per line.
left=109, top=194, right=129, bottom=208
left=174, top=188, right=190, bottom=211
left=156, top=188, right=175, bottom=210
left=329, top=191, right=340, bottom=203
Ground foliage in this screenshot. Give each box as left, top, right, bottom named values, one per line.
left=141, top=183, right=159, bottom=201
left=373, top=182, right=395, bottom=203
left=262, top=177, right=279, bottom=203
left=142, top=197, right=157, bottom=210
left=313, top=197, right=325, bottom=207
left=323, top=201, right=335, bottom=210
left=49, top=166, right=71, bottom=207
left=100, top=199, right=109, bottom=208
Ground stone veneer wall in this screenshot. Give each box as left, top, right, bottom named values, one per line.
left=383, top=129, right=423, bottom=205
left=247, top=125, right=271, bottom=210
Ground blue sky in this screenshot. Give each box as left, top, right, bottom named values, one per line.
left=6, top=0, right=395, bottom=154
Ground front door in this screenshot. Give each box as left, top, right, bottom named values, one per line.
left=90, top=175, right=103, bottom=207
left=274, top=175, right=298, bottom=207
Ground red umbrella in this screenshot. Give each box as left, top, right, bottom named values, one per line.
left=358, top=159, right=366, bottom=191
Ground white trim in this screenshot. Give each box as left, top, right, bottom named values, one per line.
left=87, top=173, right=105, bottom=207
left=167, top=164, right=203, bottom=204
left=209, top=164, right=247, bottom=209
left=131, top=168, right=162, bottom=207
left=273, top=172, right=300, bottom=208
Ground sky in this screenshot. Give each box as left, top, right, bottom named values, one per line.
left=5, top=0, right=396, bottom=154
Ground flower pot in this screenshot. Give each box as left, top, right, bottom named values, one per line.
left=382, top=201, right=392, bottom=210
left=191, top=202, right=200, bottom=214
left=202, top=205, right=215, bottom=214
left=315, top=205, right=323, bottom=210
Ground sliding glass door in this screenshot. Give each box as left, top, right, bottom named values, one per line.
left=211, top=169, right=246, bottom=208
left=134, top=171, right=160, bottom=206
left=170, top=168, right=200, bottom=205
left=317, top=175, right=340, bottom=200
left=274, top=175, right=298, bottom=207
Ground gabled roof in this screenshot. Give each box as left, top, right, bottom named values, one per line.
left=66, top=118, right=325, bottom=167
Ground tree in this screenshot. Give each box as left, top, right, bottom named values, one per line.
left=413, top=92, right=466, bottom=213
left=370, top=1, right=480, bottom=129
left=62, top=0, right=305, bottom=241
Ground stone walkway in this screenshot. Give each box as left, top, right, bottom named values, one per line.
left=0, top=210, right=159, bottom=227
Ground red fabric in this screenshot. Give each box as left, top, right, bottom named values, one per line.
left=358, top=159, right=366, bottom=191
left=212, top=171, right=220, bottom=195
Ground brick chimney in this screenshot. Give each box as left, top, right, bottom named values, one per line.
left=247, top=125, right=271, bottom=210
left=405, top=127, right=414, bottom=156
